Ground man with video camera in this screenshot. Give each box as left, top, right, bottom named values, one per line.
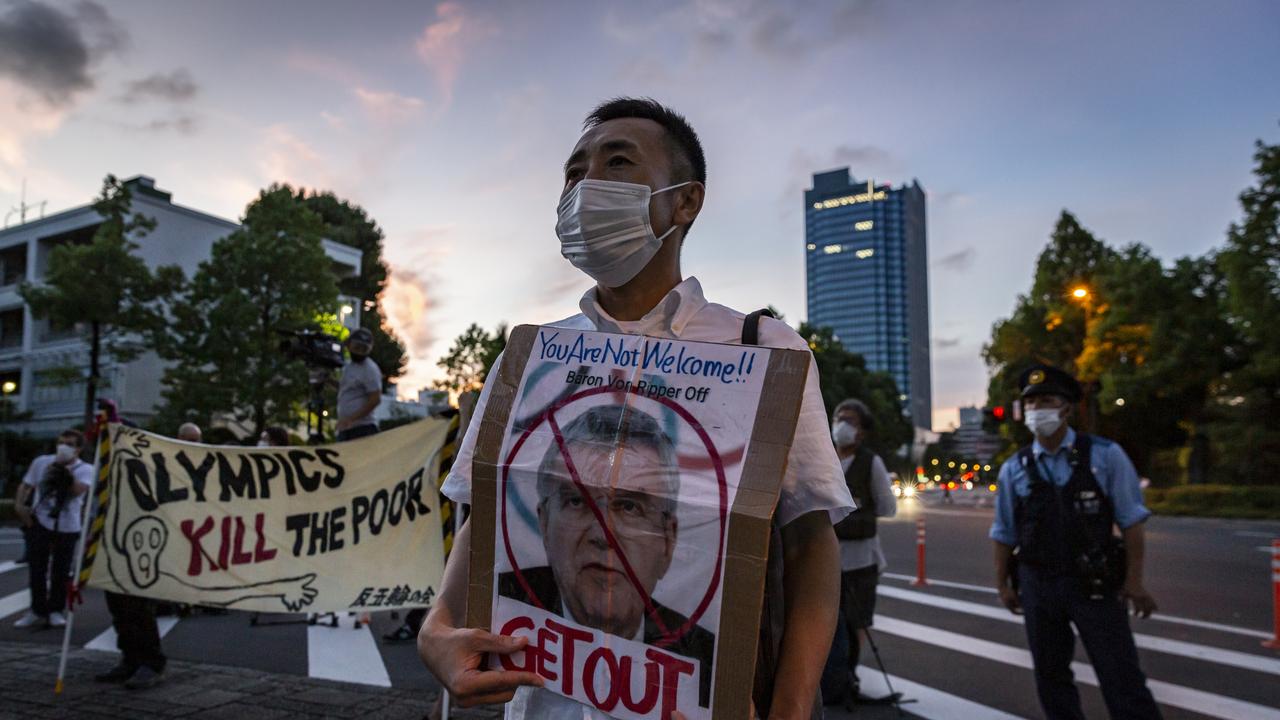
left=335, top=327, right=382, bottom=442
left=990, top=364, right=1161, bottom=720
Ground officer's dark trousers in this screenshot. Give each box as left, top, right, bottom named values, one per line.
left=1018, top=567, right=1161, bottom=720
left=28, top=524, right=77, bottom=616
left=104, top=591, right=166, bottom=672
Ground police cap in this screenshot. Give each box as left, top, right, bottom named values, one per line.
left=1018, top=363, right=1082, bottom=403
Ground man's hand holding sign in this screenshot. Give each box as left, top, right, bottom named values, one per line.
left=419, top=98, right=852, bottom=720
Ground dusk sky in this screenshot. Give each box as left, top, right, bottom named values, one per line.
left=2, top=0, right=1277, bottom=430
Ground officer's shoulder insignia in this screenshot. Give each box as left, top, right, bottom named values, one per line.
left=1029, top=370, right=1045, bottom=385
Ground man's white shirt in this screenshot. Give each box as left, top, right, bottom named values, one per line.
left=440, top=277, right=854, bottom=720
left=22, top=455, right=94, bottom=533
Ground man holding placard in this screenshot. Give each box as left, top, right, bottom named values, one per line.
left=419, top=98, right=853, bottom=719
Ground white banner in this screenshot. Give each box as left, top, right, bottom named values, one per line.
left=87, top=419, right=450, bottom=614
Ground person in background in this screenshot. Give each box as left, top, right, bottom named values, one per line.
left=823, top=399, right=897, bottom=709
left=990, top=364, right=1160, bottom=719
left=96, top=421, right=190, bottom=689
left=335, top=327, right=382, bottom=442
left=259, top=426, right=290, bottom=447
left=13, top=430, right=93, bottom=630
left=177, top=423, right=202, bottom=443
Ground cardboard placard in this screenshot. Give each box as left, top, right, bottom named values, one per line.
left=466, top=324, right=808, bottom=719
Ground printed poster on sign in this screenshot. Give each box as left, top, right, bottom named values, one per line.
left=87, top=418, right=451, bottom=613
left=478, top=325, right=796, bottom=720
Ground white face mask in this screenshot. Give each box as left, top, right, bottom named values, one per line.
left=1024, top=408, right=1065, bottom=439
left=556, top=179, right=690, bottom=287
left=832, top=421, right=859, bottom=448
left=55, top=443, right=77, bottom=463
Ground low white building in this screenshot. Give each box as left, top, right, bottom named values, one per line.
left=0, top=176, right=363, bottom=436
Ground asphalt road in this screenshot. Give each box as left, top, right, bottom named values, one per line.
left=0, top=493, right=1277, bottom=720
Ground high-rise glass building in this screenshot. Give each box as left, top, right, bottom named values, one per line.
left=805, top=168, right=931, bottom=429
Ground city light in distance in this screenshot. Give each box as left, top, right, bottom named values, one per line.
left=855, top=248, right=875, bottom=259
left=1115, top=397, right=1126, bottom=406
left=823, top=244, right=842, bottom=254
left=812, top=189, right=887, bottom=210
left=854, top=220, right=874, bottom=231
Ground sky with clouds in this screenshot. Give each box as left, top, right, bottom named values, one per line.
left=1, top=0, right=1277, bottom=430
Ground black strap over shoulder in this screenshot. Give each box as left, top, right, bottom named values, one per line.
left=741, top=308, right=774, bottom=346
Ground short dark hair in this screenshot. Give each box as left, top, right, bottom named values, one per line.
left=833, top=398, right=875, bottom=433
left=262, top=426, right=290, bottom=447
left=59, top=429, right=84, bottom=449
left=585, top=97, right=706, bottom=187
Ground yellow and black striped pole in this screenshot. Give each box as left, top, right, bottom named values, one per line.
left=438, top=412, right=461, bottom=557
left=78, top=415, right=112, bottom=586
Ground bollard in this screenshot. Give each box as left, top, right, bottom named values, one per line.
left=1265, top=540, right=1280, bottom=650
left=912, top=517, right=928, bottom=586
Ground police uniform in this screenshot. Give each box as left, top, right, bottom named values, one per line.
left=989, top=365, right=1162, bottom=720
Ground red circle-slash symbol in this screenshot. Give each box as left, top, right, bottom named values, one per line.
left=500, top=385, right=728, bottom=648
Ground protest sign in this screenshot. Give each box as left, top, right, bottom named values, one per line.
left=87, top=418, right=451, bottom=614
left=466, top=325, right=809, bottom=720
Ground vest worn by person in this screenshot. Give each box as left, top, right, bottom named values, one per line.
left=1013, top=434, right=1126, bottom=598
left=833, top=450, right=876, bottom=541
left=743, top=309, right=824, bottom=720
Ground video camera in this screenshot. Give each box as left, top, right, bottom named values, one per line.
left=278, top=329, right=345, bottom=370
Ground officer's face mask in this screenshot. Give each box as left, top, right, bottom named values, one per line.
left=1024, top=407, right=1065, bottom=438
left=832, top=420, right=859, bottom=448
left=556, top=179, right=691, bottom=288
left=55, top=443, right=78, bottom=463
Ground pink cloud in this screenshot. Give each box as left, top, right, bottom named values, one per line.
left=381, top=266, right=440, bottom=391
left=353, top=87, right=425, bottom=126
left=414, top=2, right=489, bottom=107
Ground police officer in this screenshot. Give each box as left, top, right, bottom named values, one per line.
left=990, top=364, right=1161, bottom=720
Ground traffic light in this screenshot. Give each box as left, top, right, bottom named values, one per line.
left=985, top=405, right=1007, bottom=422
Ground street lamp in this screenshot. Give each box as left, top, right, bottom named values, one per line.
left=1071, top=286, right=1089, bottom=300
left=1, top=381, right=14, bottom=493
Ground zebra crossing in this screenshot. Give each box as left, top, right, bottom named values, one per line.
left=825, top=573, right=1280, bottom=720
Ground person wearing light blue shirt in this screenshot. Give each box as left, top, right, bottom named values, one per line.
left=990, top=363, right=1161, bottom=720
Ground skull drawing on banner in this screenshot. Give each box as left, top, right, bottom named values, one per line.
left=123, top=515, right=168, bottom=588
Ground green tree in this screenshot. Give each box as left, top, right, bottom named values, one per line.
left=1215, top=138, right=1280, bottom=484
left=433, top=323, right=508, bottom=396
left=984, top=210, right=1241, bottom=482
left=20, top=175, right=182, bottom=431
left=796, top=322, right=914, bottom=461
left=155, top=185, right=338, bottom=437
left=297, top=190, right=408, bottom=387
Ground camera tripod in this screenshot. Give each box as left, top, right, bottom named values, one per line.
left=840, top=577, right=911, bottom=717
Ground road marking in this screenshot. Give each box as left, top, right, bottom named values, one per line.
left=856, top=665, right=1025, bottom=719
left=0, top=560, right=23, bottom=575
left=880, top=574, right=1274, bottom=640
left=883, top=571, right=996, bottom=594
left=1236, top=531, right=1277, bottom=539
left=878, top=585, right=1280, bottom=676
left=85, top=616, right=180, bottom=653
left=874, top=615, right=1280, bottom=720
left=0, top=589, right=28, bottom=619
left=307, top=623, right=390, bottom=687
